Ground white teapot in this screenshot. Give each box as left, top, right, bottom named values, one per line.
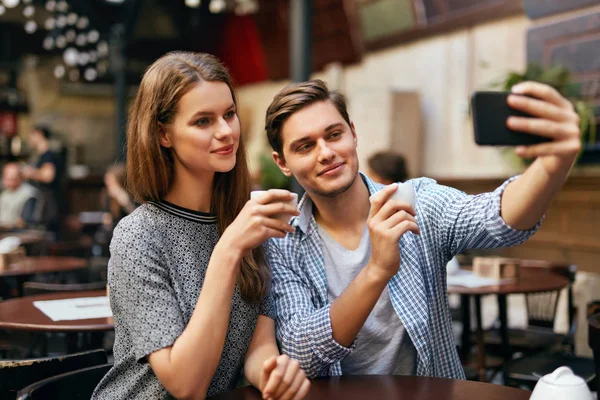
left=529, top=366, right=593, bottom=400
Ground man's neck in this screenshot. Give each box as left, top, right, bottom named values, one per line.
left=312, top=174, right=371, bottom=237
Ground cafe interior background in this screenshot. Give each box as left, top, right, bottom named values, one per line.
left=0, top=0, right=599, bottom=395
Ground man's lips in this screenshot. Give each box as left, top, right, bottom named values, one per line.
left=318, top=162, right=345, bottom=176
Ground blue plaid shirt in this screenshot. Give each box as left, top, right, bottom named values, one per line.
left=267, top=173, right=540, bottom=379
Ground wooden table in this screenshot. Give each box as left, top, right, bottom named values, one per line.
left=0, top=256, right=88, bottom=297
left=448, top=269, right=569, bottom=381
left=0, top=230, right=51, bottom=245
left=210, top=375, right=531, bottom=400
left=0, top=256, right=88, bottom=278
left=0, top=290, right=113, bottom=332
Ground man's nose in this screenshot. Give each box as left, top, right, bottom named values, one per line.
left=316, top=140, right=335, bottom=163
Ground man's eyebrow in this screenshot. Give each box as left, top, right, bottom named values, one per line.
left=289, top=136, right=313, bottom=149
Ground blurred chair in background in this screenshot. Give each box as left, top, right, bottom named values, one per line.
left=0, top=349, right=107, bottom=399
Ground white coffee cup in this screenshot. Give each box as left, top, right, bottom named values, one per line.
left=369, top=182, right=416, bottom=209
left=250, top=190, right=298, bottom=223
left=530, top=366, right=593, bottom=400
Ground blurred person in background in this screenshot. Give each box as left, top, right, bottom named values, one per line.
left=22, top=125, right=64, bottom=236
left=366, top=151, right=408, bottom=184
left=0, top=162, right=41, bottom=229
left=90, top=163, right=137, bottom=258
left=103, top=163, right=136, bottom=220
left=92, top=51, right=309, bottom=400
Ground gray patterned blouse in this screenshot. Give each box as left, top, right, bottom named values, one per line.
left=92, top=201, right=274, bottom=399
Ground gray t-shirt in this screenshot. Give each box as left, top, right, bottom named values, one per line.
left=317, top=224, right=416, bottom=375
left=92, top=201, right=274, bottom=399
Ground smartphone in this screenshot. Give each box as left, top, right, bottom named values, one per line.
left=471, top=91, right=551, bottom=146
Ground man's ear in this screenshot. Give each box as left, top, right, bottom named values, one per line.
left=272, top=151, right=292, bottom=177
left=350, top=121, right=358, bottom=147
left=158, top=123, right=172, bottom=148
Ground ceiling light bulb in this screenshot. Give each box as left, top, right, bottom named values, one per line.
left=84, top=67, right=97, bottom=81
left=44, top=17, right=55, bottom=30
left=0, top=5, right=5, bottom=15
left=55, top=35, right=67, bottom=48
left=68, top=69, right=80, bottom=82
left=75, top=33, right=87, bottom=46
left=209, top=0, right=226, bottom=13
left=3, top=0, right=20, bottom=9
left=97, top=41, right=109, bottom=57
left=23, top=5, right=35, bottom=17
left=76, top=16, right=89, bottom=29
left=87, top=30, right=99, bottom=43
left=54, top=64, right=65, bottom=78
left=65, top=29, right=76, bottom=42
left=45, top=0, right=56, bottom=11
left=56, top=0, right=68, bottom=12
left=56, top=15, right=67, bottom=28
left=78, top=51, right=90, bottom=65
left=24, top=20, right=37, bottom=34
left=43, top=36, right=54, bottom=50
left=63, top=47, right=79, bottom=66
left=67, top=12, right=78, bottom=25
left=185, top=0, right=200, bottom=7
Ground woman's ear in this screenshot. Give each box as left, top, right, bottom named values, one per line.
left=158, top=123, right=172, bottom=148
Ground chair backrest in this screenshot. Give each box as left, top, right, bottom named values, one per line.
left=519, top=260, right=576, bottom=330
left=17, top=363, right=112, bottom=400
left=0, top=349, right=107, bottom=399
left=23, top=281, right=107, bottom=296
left=588, top=301, right=600, bottom=395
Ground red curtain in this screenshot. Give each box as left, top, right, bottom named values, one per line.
left=215, top=14, right=269, bottom=86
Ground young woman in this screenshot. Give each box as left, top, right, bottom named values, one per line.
left=92, top=52, right=309, bottom=400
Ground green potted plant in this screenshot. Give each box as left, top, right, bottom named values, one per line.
left=497, top=64, right=598, bottom=164
left=258, top=152, right=290, bottom=190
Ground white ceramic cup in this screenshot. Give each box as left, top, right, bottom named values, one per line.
left=250, top=190, right=298, bottom=223
left=369, top=182, right=416, bottom=209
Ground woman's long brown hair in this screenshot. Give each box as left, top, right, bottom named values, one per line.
left=126, top=51, right=268, bottom=303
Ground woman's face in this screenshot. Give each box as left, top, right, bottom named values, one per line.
left=160, top=81, right=240, bottom=177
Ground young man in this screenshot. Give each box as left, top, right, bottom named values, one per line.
left=0, top=163, right=41, bottom=228
left=22, top=125, right=63, bottom=235
left=264, top=79, right=580, bottom=379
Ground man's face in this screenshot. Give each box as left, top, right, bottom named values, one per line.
left=2, top=164, right=22, bottom=191
left=273, top=101, right=359, bottom=198
left=27, top=130, right=41, bottom=150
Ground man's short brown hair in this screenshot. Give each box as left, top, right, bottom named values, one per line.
left=265, top=79, right=351, bottom=156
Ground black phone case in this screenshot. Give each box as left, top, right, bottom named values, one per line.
left=471, top=91, right=551, bottom=146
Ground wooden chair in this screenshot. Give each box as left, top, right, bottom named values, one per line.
left=503, top=275, right=597, bottom=390
left=22, top=281, right=107, bottom=297
left=484, top=261, right=576, bottom=356
left=0, top=349, right=107, bottom=399
left=588, top=301, right=600, bottom=394
left=17, top=363, right=112, bottom=400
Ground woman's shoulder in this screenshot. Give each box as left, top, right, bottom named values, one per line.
left=112, top=204, right=162, bottom=241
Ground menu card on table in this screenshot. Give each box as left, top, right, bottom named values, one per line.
left=447, top=269, right=514, bottom=288
left=33, top=296, right=112, bottom=321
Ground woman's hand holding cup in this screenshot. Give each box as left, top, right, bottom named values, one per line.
left=220, top=190, right=299, bottom=256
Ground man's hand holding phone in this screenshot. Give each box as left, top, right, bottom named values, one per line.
left=506, top=81, right=581, bottom=174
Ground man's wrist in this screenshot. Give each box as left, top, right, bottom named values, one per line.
left=364, top=263, right=393, bottom=287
